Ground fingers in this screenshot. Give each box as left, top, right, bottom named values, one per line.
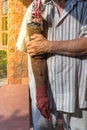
left=27, top=47, right=34, bottom=55
left=39, top=106, right=51, bottom=121
left=27, top=34, right=47, bottom=55
left=27, top=41, right=36, bottom=56
left=44, top=106, right=51, bottom=121
left=37, top=103, right=51, bottom=121
left=30, top=34, right=42, bottom=40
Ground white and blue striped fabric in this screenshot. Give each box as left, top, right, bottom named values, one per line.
left=16, top=0, right=87, bottom=112
left=45, top=0, right=87, bottom=112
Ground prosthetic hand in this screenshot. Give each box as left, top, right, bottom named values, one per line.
left=36, top=86, right=51, bottom=121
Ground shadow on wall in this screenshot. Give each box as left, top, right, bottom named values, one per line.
left=19, top=0, right=33, bottom=7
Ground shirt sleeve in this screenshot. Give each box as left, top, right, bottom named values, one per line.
left=16, top=4, right=32, bottom=52
left=79, top=4, right=87, bottom=38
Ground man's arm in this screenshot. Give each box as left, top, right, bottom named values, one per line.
left=49, top=37, right=87, bottom=56
left=27, top=34, right=87, bottom=57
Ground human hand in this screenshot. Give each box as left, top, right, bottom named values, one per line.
left=36, top=86, right=51, bottom=121
left=37, top=96, right=51, bottom=121
left=27, top=34, right=51, bottom=56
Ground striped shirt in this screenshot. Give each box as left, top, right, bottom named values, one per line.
left=16, top=0, right=87, bottom=112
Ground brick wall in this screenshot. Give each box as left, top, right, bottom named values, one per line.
left=8, top=0, right=32, bottom=84
left=0, top=1, right=2, bottom=46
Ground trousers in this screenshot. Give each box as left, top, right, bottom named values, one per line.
left=30, top=101, right=87, bottom=130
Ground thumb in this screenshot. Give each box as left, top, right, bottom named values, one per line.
left=30, top=34, right=39, bottom=39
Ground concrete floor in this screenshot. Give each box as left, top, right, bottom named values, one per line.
left=0, top=84, right=64, bottom=130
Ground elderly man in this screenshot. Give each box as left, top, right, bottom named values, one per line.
left=16, top=0, right=87, bottom=130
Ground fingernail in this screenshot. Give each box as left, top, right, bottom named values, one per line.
left=30, top=36, right=33, bottom=38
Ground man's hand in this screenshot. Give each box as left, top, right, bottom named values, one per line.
left=27, top=34, right=51, bottom=56
left=37, top=96, right=51, bottom=121
left=36, top=86, right=51, bottom=121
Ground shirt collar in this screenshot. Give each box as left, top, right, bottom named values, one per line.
left=42, top=0, right=82, bottom=4
left=52, top=0, right=82, bottom=26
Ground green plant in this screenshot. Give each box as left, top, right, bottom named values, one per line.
left=0, top=50, right=7, bottom=78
